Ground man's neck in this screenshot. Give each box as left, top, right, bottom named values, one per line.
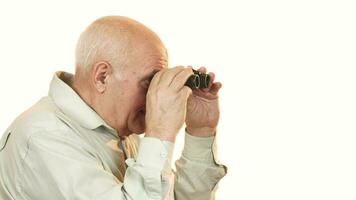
left=71, top=76, right=131, bottom=138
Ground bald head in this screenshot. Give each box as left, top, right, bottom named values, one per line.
left=75, top=16, right=166, bottom=77
left=71, top=16, right=168, bottom=136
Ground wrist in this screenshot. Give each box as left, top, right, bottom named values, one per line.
left=186, top=126, right=216, bottom=137
left=145, top=130, right=177, bottom=142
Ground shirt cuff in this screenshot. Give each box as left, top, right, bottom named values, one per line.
left=182, top=131, right=216, bottom=163
left=135, top=137, right=174, bottom=172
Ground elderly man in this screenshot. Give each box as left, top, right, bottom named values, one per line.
left=0, top=16, right=226, bottom=200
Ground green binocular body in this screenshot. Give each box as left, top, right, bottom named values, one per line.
left=185, top=69, right=210, bottom=89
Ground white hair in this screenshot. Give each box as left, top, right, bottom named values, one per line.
left=75, top=17, right=131, bottom=79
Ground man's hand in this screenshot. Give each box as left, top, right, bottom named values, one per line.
left=186, top=66, right=222, bottom=137
left=145, top=66, right=193, bottom=142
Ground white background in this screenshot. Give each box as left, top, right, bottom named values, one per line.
left=1, top=0, right=356, bottom=199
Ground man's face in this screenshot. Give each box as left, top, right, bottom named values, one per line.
left=109, top=46, right=168, bottom=136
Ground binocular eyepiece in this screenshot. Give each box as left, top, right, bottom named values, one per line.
left=185, top=69, right=210, bottom=89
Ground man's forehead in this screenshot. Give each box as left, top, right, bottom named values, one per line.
left=126, top=47, right=168, bottom=78
left=145, top=56, right=168, bottom=72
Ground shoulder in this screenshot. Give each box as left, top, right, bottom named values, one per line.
left=4, top=96, right=79, bottom=157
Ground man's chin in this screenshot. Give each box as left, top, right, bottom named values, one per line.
left=128, top=124, right=145, bottom=135
left=131, top=126, right=145, bottom=135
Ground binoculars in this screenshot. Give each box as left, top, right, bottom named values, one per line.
left=185, top=69, right=210, bottom=89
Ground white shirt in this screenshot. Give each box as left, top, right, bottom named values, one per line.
left=0, top=71, right=227, bottom=200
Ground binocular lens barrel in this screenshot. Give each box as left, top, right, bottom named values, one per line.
left=185, top=74, right=200, bottom=89
left=199, top=73, right=210, bottom=88
left=185, top=69, right=210, bottom=89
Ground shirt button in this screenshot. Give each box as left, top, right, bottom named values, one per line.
left=160, top=151, right=168, bottom=158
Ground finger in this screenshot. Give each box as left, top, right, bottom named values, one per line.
left=180, top=85, right=193, bottom=100
left=150, top=68, right=167, bottom=87
left=202, top=72, right=215, bottom=92
left=170, top=67, right=194, bottom=91
left=210, top=82, right=222, bottom=95
left=208, top=72, right=215, bottom=88
left=198, top=66, right=207, bottom=74
left=158, top=66, right=186, bottom=86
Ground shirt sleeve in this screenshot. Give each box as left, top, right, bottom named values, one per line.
left=18, top=131, right=175, bottom=200
left=174, top=131, right=227, bottom=200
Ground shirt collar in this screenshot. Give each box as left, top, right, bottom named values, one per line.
left=48, top=71, right=117, bottom=135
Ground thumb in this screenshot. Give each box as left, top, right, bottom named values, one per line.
left=180, top=86, right=192, bottom=100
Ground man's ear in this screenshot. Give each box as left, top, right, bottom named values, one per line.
left=91, top=61, right=112, bottom=93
